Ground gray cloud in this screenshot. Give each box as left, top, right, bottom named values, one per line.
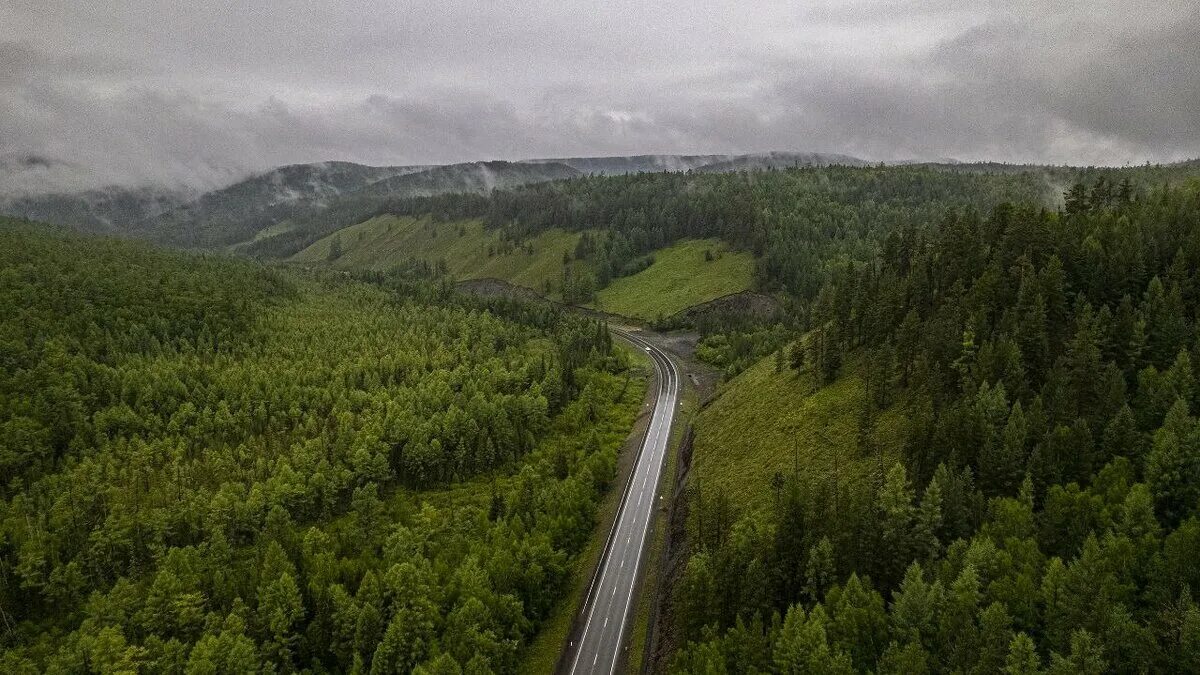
left=1, top=0, right=1197, bottom=193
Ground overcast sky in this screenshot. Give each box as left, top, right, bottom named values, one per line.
left=2, top=0, right=1197, bottom=192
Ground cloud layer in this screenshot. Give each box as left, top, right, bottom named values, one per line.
left=2, top=0, right=1197, bottom=192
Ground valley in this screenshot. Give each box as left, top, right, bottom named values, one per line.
left=5, top=159, right=1200, bottom=673
left=7, top=0, right=1200, bottom=671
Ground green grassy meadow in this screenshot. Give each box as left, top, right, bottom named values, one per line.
left=592, top=239, right=753, bottom=320
left=291, top=214, right=587, bottom=295
left=690, top=351, right=906, bottom=514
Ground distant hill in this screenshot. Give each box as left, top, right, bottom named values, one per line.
left=0, top=186, right=190, bottom=236
left=693, top=151, right=868, bottom=172
left=234, top=161, right=581, bottom=258
left=1, top=160, right=580, bottom=253
left=358, top=160, right=579, bottom=197
left=522, top=152, right=870, bottom=176
left=31, top=151, right=1200, bottom=257
left=0, top=152, right=869, bottom=246
left=290, top=214, right=589, bottom=298
left=147, top=161, right=426, bottom=248
left=523, top=154, right=732, bottom=175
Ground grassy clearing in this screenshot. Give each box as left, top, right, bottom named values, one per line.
left=592, top=239, right=753, bottom=320
left=291, top=215, right=587, bottom=296
left=691, top=351, right=906, bottom=515
left=518, top=342, right=654, bottom=672
left=229, top=220, right=296, bottom=252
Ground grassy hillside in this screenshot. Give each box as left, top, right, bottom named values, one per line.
left=292, top=214, right=588, bottom=295
left=592, top=239, right=753, bottom=320
left=691, top=351, right=906, bottom=514
left=297, top=223, right=754, bottom=318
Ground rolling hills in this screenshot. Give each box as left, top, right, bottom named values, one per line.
left=0, top=152, right=875, bottom=255
left=0, top=160, right=581, bottom=253
left=293, top=219, right=758, bottom=317
left=164, top=160, right=581, bottom=251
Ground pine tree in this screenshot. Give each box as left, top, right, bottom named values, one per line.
left=804, top=537, right=836, bottom=605
left=1145, top=400, right=1200, bottom=525
left=889, top=563, right=940, bottom=651
left=1048, top=629, right=1107, bottom=674
left=1004, top=632, right=1041, bottom=675
left=772, top=605, right=854, bottom=674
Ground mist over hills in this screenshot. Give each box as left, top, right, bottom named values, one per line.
left=0, top=187, right=190, bottom=236
left=0, top=151, right=871, bottom=250
left=523, top=151, right=869, bottom=175
left=692, top=151, right=869, bottom=172
left=522, top=154, right=733, bottom=175
left=7, top=149, right=1196, bottom=257
left=0, top=159, right=580, bottom=250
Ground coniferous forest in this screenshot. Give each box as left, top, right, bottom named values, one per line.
left=351, top=167, right=1200, bottom=671
left=5, top=1, right=1200, bottom=672
left=667, top=179, right=1200, bottom=672
left=4, top=164, right=1200, bottom=674
left=0, top=221, right=642, bottom=673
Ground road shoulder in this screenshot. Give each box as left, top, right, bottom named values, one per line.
left=518, top=340, right=656, bottom=673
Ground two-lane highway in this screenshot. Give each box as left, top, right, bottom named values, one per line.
left=568, top=329, right=680, bottom=674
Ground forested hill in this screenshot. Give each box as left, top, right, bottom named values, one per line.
left=0, top=219, right=645, bottom=672
left=666, top=179, right=1200, bottom=672
left=383, top=165, right=1057, bottom=300
left=155, top=160, right=582, bottom=253
left=0, top=160, right=580, bottom=255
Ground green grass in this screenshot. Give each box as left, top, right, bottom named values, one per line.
left=692, top=351, right=906, bottom=515
left=228, top=221, right=297, bottom=253
left=592, top=239, right=753, bottom=320
left=291, top=215, right=588, bottom=296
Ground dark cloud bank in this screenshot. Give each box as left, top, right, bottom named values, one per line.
left=2, top=0, right=1197, bottom=193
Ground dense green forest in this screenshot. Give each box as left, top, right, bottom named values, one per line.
left=377, top=166, right=1199, bottom=378
left=7, top=161, right=1200, bottom=674
left=0, top=221, right=645, bottom=673
left=380, top=166, right=1054, bottom=306
left=668, top=178, right=1200, bottom=672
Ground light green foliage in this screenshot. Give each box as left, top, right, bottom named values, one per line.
left=772, top=605, right=854, bottom=674
left=0, top=222, right=644, bottom=673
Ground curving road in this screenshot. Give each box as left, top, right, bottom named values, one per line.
left=568, top=329, right=680, bottom=675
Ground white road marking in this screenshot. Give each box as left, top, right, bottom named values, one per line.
left=570, top=333, right=679, bottom=675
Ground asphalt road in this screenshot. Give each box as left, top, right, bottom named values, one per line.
left=567, top=330, right=680, bottom=675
